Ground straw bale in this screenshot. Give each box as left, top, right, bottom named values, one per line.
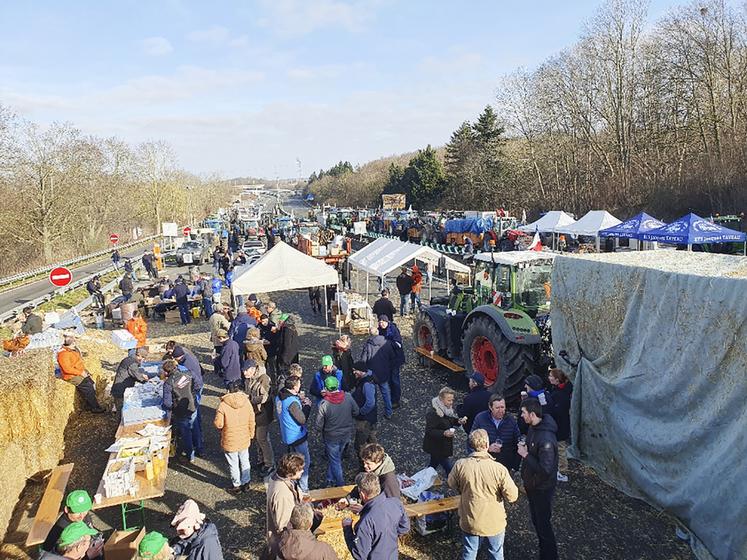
left=0, top=343, right=107, bottom=540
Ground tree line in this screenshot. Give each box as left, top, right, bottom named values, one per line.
left=0, top=105, right=235, bottom=276
left=305, top=0, right=747, bottom=221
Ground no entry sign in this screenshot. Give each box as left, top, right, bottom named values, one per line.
left=109, top=233, right=119, bottom=244
left=183, top=226, right=191, bottom=236
left=49, top=267, right=72, bottom=287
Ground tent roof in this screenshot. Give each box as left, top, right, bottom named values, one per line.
left=348, top=237, right=470, bottom=276
left=518, top=211, right=576, bottom=233
left=555, top=210, right=622, bottom=236
left=640, top=213, right=747, bottom=244
left=473, top=250, right=557, bottom=267
left=598, top=212, right=666, bottom=239
left=231, top=241, right=339, bottom=296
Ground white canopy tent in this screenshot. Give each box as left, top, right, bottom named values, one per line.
left=347, top=237, right=471, bottom=300
left=518, top=211, right=576, bottom=233
left=231, top=241, right=339, bottom=324
left=555, top=210, right=622, bottom=251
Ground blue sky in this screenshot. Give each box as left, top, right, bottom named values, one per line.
left=0, top=0, right=693, bottom=178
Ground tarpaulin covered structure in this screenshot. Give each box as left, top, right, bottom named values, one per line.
left=640, top=213, right=746, bottom=245
left=444, top=217, right=494, bottom=233
left=598, top=212, right=665, bottom=239
left=551, top=251, right=747, bottom=560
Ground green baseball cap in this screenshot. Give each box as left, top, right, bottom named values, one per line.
left=57, top=521, right=97, bottom=549
left=138, top=531, right=168, bottom=559
left=324, top=376, right=339, bottom=391
left=65, top=490, right=92, bottom=513
left=321, top=355, right=334, bottom=367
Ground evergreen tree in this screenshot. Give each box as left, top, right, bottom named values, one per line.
left=383, top=163, right=404, bottom=194
left=444, top=121, right=477, bottom=206
left=400, top=145, right=445, bottom=209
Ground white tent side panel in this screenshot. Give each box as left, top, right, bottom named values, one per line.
left=348, top=238, right=470, bottom=276
left=554, top=210, right=622, bottom=236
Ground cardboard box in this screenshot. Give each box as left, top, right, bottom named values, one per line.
left=104, top=527, right=145, bottom=560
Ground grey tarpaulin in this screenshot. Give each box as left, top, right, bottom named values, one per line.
left=550, top=252, right=747, bottom=560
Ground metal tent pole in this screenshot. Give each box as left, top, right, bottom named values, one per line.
left=324, top=286, right=328, bottom=326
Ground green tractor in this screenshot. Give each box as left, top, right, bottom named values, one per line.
left=413, top=251, right=555, bottom=403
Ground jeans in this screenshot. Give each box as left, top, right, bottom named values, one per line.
left=177, top=302, right=191, bottom=325
left=527, top=487, right=558, bottom=560
left=389, top=366, right=401, bottom=405
left=290, top=440, right=310, bottom=493
left=203, top=297, right=213, bottom=319
left=399, top=295, right=409, bottom=316
left=193, top=389, right=204, bottom=454
left=224, top=448, right=251, bottom=487
left=378, top=381, right=393, bottom=417
left=324, top=440, right=346, bottom=486
left=410, top=291, right=421, bottom=311
left=429, top=455, right=454, bottom=476
left=254, top=424, right=274, bottom=468
left=462, top=531, right=505, bottom=560
left=173, top=411, right=197, bottom=459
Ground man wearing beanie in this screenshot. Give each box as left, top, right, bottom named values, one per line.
left=315, top=375, right=359, bottom=486
left=42, top=490, right=102, bottom=557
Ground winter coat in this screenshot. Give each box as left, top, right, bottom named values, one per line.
left=456, top=386, right=491, bottom=433
left=343, top=493, right=410, bottom=560
left=214, top=391, right=255, bottom=452
left=112, top=356, right=143, bottom=398
left=21, top=313, right=43, bottom=335
left=350, top=453, right=400, bottom=501
left=411, top=267, right=423, bottom=294
left=423, top=405, right=461, bottom=459
left=171, top=520, right=224, bottom=560
left=266, top=474, right=302, bottom=546
left=315, top=391, right=359, bottom=443
left=371, top=298, right=395, bottom=322
left=521, top=414, right=559, bottom=492
left=245, top=373, right=274, bottom=427
left=357, top=335, right=396, bottom=384
left=274, top=527, right=338, bottom=560
left=163, top=366, right=195, bottom=419
left=471, top=411, right=521, bottom=471
left=259, top=321, right=279, bottom=356
left=56, top=346, right=85, bottom=381
left=244, top=339, right=268, bottom=367
left=125, top=316, right=147, bottom=347
left=276, top=388, right=310, bottom=446
left=277, top=324, right=300, bottom=369
left=220, top=339, right=242, bottom=383
left=546, top=382, right=573, bottom=442
left=333, top=347, right=355, bottom=391
left=352, top=371, right=377, bottom=425
left=174, top=282, right=190, bottom=304
left=177, top=347, right=204, bottom=393
left=230, top=312, right=256, bottom=346
left=119, top=276, right=133, bottom=296
left=309, top=368, right=344, bottom=401
left=378, top=322, right=405, bottom=367
left=447, top=451, right=519, bottom=537
left=209, top=312, right=231, bottom=346
left=395, top=273, right=413, bottom=296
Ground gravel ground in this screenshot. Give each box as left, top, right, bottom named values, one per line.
left=6, top=272, right=694, bottom=560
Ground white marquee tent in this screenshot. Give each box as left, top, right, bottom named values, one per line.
left=555, top=210, right=622, bottom=237
left=231, top=241, right=339, bottom=324
left=518, top=210, right=576, bottom=233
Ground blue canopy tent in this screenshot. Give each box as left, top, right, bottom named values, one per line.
left=598, top=212, right=666, bottom=239
left=640, top=213, right=746, bottom=252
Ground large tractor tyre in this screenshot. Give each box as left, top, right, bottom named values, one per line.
left=413, top=311, right=442, bottom=357
left=462, top=316, right=537, bottom=404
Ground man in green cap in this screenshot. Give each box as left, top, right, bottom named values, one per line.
left=309, top=354, right=344, bottom=404
left=42, top=490, right=102, bottom=557
left=137, top=531, right=171, bottom=560
left=315, top=374, right=359, bottom=486
left=39, top=521, right=98, bottom=560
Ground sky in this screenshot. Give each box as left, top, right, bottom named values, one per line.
left=0, top=0, right=693, bottom=179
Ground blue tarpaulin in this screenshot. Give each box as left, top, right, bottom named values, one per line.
left=640, top=213, right=746, bottom=244
left=598, top=212, right=666, bottom=239
left=444, top=217, right=493, bottom=234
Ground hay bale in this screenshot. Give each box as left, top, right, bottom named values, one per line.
left=0, top=344, right=107, bottom=541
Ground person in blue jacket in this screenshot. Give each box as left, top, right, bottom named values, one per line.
left=377, top=315, right=405, bottom=409
left=309, top=355, right=344, bottom=402
left=275, top=376, right=313, bottom=493
left=172, top=276, right=191, bottom=325
left=357, top=327, right=397, bottom=419
left=162, top=360, right=198, bottom=463
left=170, top=499, right=224, bottom=560
left=471, top=394, right=521, bottom=472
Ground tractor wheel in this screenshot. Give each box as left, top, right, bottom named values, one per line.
left=413, top=311, right=442, bottom=356
left=462, top=316, right=536, bottom=403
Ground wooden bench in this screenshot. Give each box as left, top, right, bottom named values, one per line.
left=308, top=477, right=444, bottom=504
left=404, top=495, right=461, bottom=517
left=25, top=463, right=74, bottom=547
left=415, top=347, right=466, bottom=373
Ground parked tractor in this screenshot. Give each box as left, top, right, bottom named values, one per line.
left=413, top=250, right=555, bottom=402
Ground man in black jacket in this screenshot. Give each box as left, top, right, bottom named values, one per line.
left=456, top=372, right=491, bottom=433
left=518, top=398, right=559, bottom=560
left=173, top=277, right=191, bottom=325
left=395, top=267, right=413, bottom=317
left=276, top=314, right=299, bottom=374
left=111, top=347, right=149, bottom=412
left=372, top=289, right=395, bottom=322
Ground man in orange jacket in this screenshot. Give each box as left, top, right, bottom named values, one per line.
left=125, top=309, right=147, bottom=358
left=56, top=336, right=105, bottom=413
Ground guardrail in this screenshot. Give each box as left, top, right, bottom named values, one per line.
left=0, top=235, right=159, bottom=288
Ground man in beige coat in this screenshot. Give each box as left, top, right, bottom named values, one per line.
left=264, top=452, right=305, bottom=556
left=448, top=428, right=519, bottom=560
left=214, top=380, right=255, bottom=493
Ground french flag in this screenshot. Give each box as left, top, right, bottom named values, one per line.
left=529, top=231, right=542, bottom=251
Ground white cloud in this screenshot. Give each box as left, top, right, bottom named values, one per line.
left=257, top=0, right=380, bottom=37
left=140, top=36, right=174, bottom=56
left=187, top=25, right=249, bottom=48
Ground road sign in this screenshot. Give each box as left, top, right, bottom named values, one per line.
left=109, top=233, right=119, bottom=244
left=183, top=226, right=191, bottom=236
left=49, top=267, right=72, bottom=287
